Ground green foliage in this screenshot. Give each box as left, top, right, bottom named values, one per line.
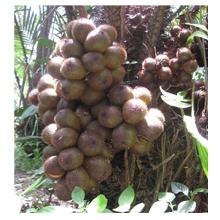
left=86, top=195, right=108, bottom=213
left=71, top=186, right=85, bottom=206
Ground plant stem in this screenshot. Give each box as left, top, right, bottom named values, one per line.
left=124, top=149, right=130, bottom=186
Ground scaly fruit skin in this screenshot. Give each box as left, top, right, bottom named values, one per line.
left=131, top=138, right=152, bottom=156
left=37, top=74, right=55, bottom=92
left=132, top=86, right=152, bottom=105
left=176, top=47, right=193, bottom=63
left=158, top=66, right=173, bottom=81
left=55, top=178, right=71, bottom=201
left=142, top=57, right=156, bottom=71
left=182, top=59, right=198, bottom=74
left=41, top=123, right=58, bottom=145
left=42, top=145, right=59, bottom=161
left=28, top=88, right=39, bottom=105
left=75, top=106, right=92, bottom=128
left=47, top=56, right=64, bottom=80
left=111, top=66, right=126, bottom=85
left=96, top=24, right=118, bottom=43
left=42, top=109, right=56, bottom=125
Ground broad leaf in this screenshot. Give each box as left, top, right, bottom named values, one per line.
left=36, top=206, right=55, bottom=213
left=171, top=182, right=189, bottom=197
left=86, top=194, right=108, bottom=213
left=71, top=186, right=85, bottom=205
left=38, top=38, right=55, bottom=48
left=20, top=105, right=37, bottom=120
left=192, top=188, right=208, bottom=195
left=177, top=200, right=196, bottom=213
left=158, top=192, right=175, bottom=203
left=149, top=201, right=168, bottom=213
left=113, top=204, right=131, bottom=213
left=185, top=23, right=208, bottom=32
left=187, top=30, right=208, bottom=44
left=101, top=208, right=113, bottom=213
left=129, top=203, right=145, bottom=213
left=118, top=185, right=135, bottom=206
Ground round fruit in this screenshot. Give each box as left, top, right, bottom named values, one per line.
left=147, top=108, right=165, bottom=123
left=111, top=66, right=126, bottom=85
left=28, top=88, right=39, bottom=105
left=47, top=56, right=64, bottom=80
left=179, top=71, right=192, bottom=83
left=88, top=68, right=112, bottom=91
left=112, top=123, right=137, bottom=150
left=122, top=98, right=147, bottom=124
left=131, top=138, right=152, bottom=156
left=86, top=120, right=111, bottom=141
left=155, top=54, right=169, bottom=68
left=136, top=115, right=164, bottom=142
left=58, top=38, right=83, bottom=58
left=104, top=45, right=127, bottom=69
left=82, top=52, right=105, bottom=72
left=56, top=79, right=86, bottom=100
left=158, top=66, right=173, bottom=80
left=87, top=178, right=99, bottom=193
left=38, top=88, right=59, bottom=108
left=54, top=178, right=71, bottom=201
left=58, top=147, right=84, bottom=171
left=83, top=156, right=112, bottom=182
left=132, top=86, right=152, bottom=105
left=139, top=70, right=154, bottom=85
left=81, top=86, right=105, bottom=106
left=169, top=58, right=180, bottom=72
left=108, top=84, right=133, bottom=106
left=182, top=59, right=198, bottom=74
left=38, top=103, right=49, bottom=119
left=142, top=57, right=156, bottom=71
left=41, top=123, right=58, bottom=145
left=170, top=25, right=181, bottom=37
left=54, top=108, right=81, bottom=131
left=37, top=74, right=54, bottom=92
left=56, top=98, right=77, bottom=112
left=73, top=18, right=96, bottom=43
left=65, top=20, right=77, bottom=39
left=42, top=145, right=59, bottom=161
left=84, top=29, right=111, bottom=53
left=75, top=105, right=92, bottom=128
left=44, top=156, right=65, bottom=180
left=97, top=24, right=117, bottom=43
left=60, top=57, right=86, bottom=80
left=176, top=47, right=193, bottom=63
left=100, top=144, right=114, bottom=160
left=78, top=131, right=104, bottom=156
left=51, top=127, right=79, bottom=151
left=178, top=28, right=192, bottom=43
left=91, top=100, right=109, bottom=118
left=98, top=105, right=123, bottom=128
left=42, top=109, right=56, bottom=125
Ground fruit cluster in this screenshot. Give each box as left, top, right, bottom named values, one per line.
left=28, top=18, right=165, bottom=201
left=138, top=46, right=198, bottom=89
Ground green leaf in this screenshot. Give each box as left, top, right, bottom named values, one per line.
left=71, top=186, right=85, bottom=205
left=20, top=105, right=37, bottom=120
left=101, top=208, right=113, bottom=213
left=26, top=208, right=38, bottom=213
left=118, top=185, right=135, bottom=207
left=187, top=30, right=208, bottom=44
left=36, top=206, right=55, bottom=213
left=129, top=203, right=145, bottom=213
left=86, top=194, right=108, bottom=213
left=177, top=200, right=196, bottom=213
left=37, top=38, right=54, bottom=48
left=158, top=192, right=175, bottom=203
left=15, top=136, right=41, bottom=142
left=171, top=182, right=189, bottom=196
left=113, top=204, right=131, bottom=213
left=149, top=201, right=168, bottom=213
left=185, top=23, right=208, bottom=32
left=192, top=188, right=208, bottom=195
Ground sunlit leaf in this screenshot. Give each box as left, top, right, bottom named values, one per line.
left=71, top=186, right=85, bottom=205
left=86, top=194, right=108, bottom=213
left=185, top=23, right=208, bottom=32
left=20, top=105, right=37, bottom=120
left=187, top=30, right=208, bottom=44
left=129, top=203, right=145, bottom=213
left=177, top=200, right=196, bottom=213
left=158, top=192, right=175, bottom=203
left=149, top=201, right=168, bottom=213
left=171, top=182, right=189, bottom=196
left=118, top=186, right=135, bottom=206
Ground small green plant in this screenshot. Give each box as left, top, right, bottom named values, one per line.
left=149, top=182, right=208, bottom=213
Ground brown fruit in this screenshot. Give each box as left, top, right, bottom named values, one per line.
left=122, top=98, right=147, bottom=124
left=38, top=103, right=49, bottom=119
left=54, top=178, right=71, bottom=201
left=42, top=145, right=59, bottom=161
left=65, top=167, right=91, bottom=191
left=169, top=58, right=180, bottom=72
left=97, top=24, right=117, bottom=43
left=65, top=20, right=77, bottom=39
left=73, top=18, right=96, bottom=43
left=91, top=100, right=109, bottom=118
left=182, top=59, right=198, bottom=74
left=84, top=28, right=111, bottom=53
left=87, top=178, right=99, bottom=193
left=60, top=57, right=86, bottom=80
left=78, top=131, right=104, bottom=156
left=58, top=147, right=84, bottom=171
left=54, top=108, right=81, bottom=131
left=56, top=98, right=77, bottom=112
left=147, top=108, right=165, bottom=123
left=179, top=71, right=192, bottom=83
left=158, top=66, right=173, bottom=81
left=104, top=45, right=127, bottom=69
left=28, top=88, right=39, bottom=105
left=155, top=54, right=169, bottom=68
left=136, top=115, right=164, bottom=142
left=42, top=109, right=56, bottom=125
left=98, top=105, right=123, bottom=128
left=58, top=38, right=83, bottom=58
left=38, top=88, right=59, bottom=108
left=41, top=123, right=58, bottom=145
left=112, top=123, right=137, bottom=150
left=56, top=79, right=86, bottom=100
left=170, top=25, right=181, bottom=37
left=51, top=127, right=79, bottom=151
left=44, top=156, right=65, bottom=180
left=111, top=66, right=126, bottom=85
left=75, top=105, right=92, bottom=128
left=176, top=47, right=193, bottom=63
left=100, top=144, right=114, bottom=160
left=108, top=84, right=134, bottom=106
left=37, top=74, right=54, bottom=92
left=82, top=52, right=105, bottom=72
left=139, top=70, right=154, bottom=85
left=87, top=68, right=113, bottom=91
left=178, top=28, right=192, bottom=43
left=81, top=86, right=105, bottom=106
left=131, top=138, right=152, bottom=156
left=83, top=156, right=112, bottom=182
left=142, top=57, right=156, bottom=71
left=132, top=86, right=152, bottom=105
left=47, top=56, right=64, bottom=80
left=86, top=120, right=111, bottom=141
